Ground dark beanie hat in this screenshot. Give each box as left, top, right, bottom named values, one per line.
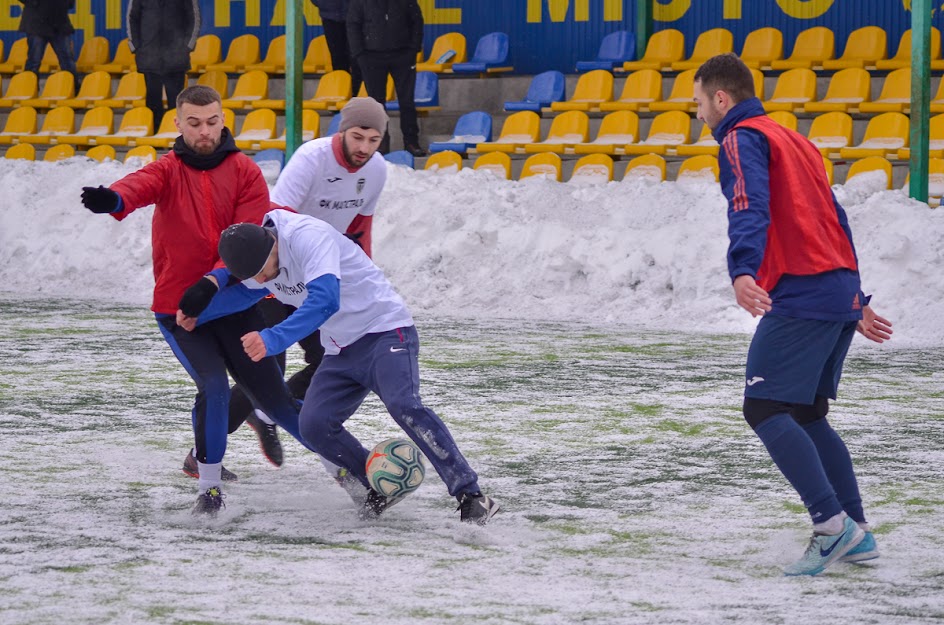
left=218, top=223, right=276, bottom=280
left=339, top=97, right=389, bottom=133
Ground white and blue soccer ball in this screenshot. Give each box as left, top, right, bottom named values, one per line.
left=365, top=438, right=426, bottom=498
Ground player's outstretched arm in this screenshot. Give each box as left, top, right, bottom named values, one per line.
left=857, top=304, right=893, bottom=343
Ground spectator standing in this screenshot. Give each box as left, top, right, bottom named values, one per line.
left=18, top=0, right=77, bottom=77
left=310, top=0, right=362, bottom=95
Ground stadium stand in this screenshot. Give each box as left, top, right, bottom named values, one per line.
left=599, top=69, right=661, bottom=112
left=0, top=106, right=37, bottom=145
left=43, top=144, right=75, bottom=161
left=21, top=71, right=75, bottom=109
left=621, top=29, right=684, bottom=71
left=804, top=67, right=871, bottom=113
left=878, top=28, right=941, bottom=70
left=75, top=37, right=110, bottom=74
left=0, top=38, right=27, bottom=74
left=86, top=144, right=117, bottom=162
left=569, top=153, right=613, bottom=184
left=676, top=154, right=719, bottom=183
left=822, top=26, right=887, bottom=70
left=221, top=70, right=268, bottom=109
left=807, top=111, right=854, bottom=157
left=859, top=68, right=910, bottom=114
left=649, top=69, right=696, bottom=112
left=189, top=35, right=222, bottom=74
left=95, top=106, right=154, bottom=146
left=124, top=145, right=158, bottom=163
left=197, top=70, right=230, bottom=99
left=473, top=151, right=511, bottom=179
left=623, top=111, right=691, bottom=155
left=575, top=31, right=635, bottom=72
left=206, top=34, right=261, bottom=73
left=519, top=152, right=562, bottom=181
left=675, top=124, right=718, bottom=157
left=550, top=69, right=612, bottom=112
left=739, top=27, right=783, bottom=70
left=302, top=35, right=332, bottom=74
left=524, top=110, right=589, bottom=153
left=622, top=153, right=666, bottom=182
left=233, top=108, right=277, bottom=150
left=770, top=26, right=834, bottom=70
left=573, top=111, right=640, bottom=155
left=429, top=111, right=492, bottom=155
left=61, top=71, right=112, bottom=108
left=4, top=142, right=35, bottom=160
left=839, top=112, right=909, bottom=159
left=57, top=105, right=114, bottom=146
left=258, top=109, right=321, bottom=150
left=19, top=106, right=74, bottom=144
left=452, top=32, right=512, bottom=74
left=99, top=72, right=146, bottom=109
left=387, top=72, right=440, bottom=113
left=0, top=71, right=38, bottom=108
left=247, top=34, right=286, bottom=74
left=417, top=32, right=467, bottom=73
left=896, top=114, right=944, bottom=160
left=845, top=155, right=892, bottom=188
left=424, top=150, right=463, bottom=171
left=97, top=39, right=135, bottom=74
left=762, top=68, right=816, bottom=113
left=301, top=70, right=352, bottom=111
left=475, top=111, right=541, bottom=154
left=384, top=150, right=415, bottom=168
left=671, top=28, right=733, bottom=71
left=504, top=70, right=566, bottom=112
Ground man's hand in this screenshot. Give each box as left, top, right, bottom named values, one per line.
left=733, top=275, right=772, bottom=317
left=241, top=331, right=267, bottom=362
left=178, top=276, right=219, bottom=318
left=176, top=310, right=198, bottom=332
left=80, top=185, right=120, bottom=214
left=857, top=305, right=893, bottom=343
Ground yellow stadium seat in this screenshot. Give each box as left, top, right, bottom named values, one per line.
left=221, top=70, right=268, bottom=110
left=124, top=144, right=158, bottom=164
left=19, top=106, right=74, bottom=144
left=233, top=108, right=277, bottom=150
left=190, top=35, right=222, bottom=74
left=845, top=156, right=892, bottom=189
left=136, top=109, right=179, bottom=148
left=896, top=114, right=944, bottom=160
left=85, top=144, right=116, bottom=162
left=417, top=32, right=467, bottom=73
left=424, top=150, right=462, bottom=172
left=303, top=35, right=333, bottom=74
left=0, top=71, right=38, bottom=108
left=223, top=108, right=235, bottom=133
left=476, top=111, right=541, bottom=153
left=353, top=74, right=394, bottom=101
left=804, top=68, right=871, bottom=113
left=822, top=26, right=887, bottom=70
left=770, top=27, right=835, bottom=70
left=95, top=107, right=154, bottom=146
left=43, top=143, right=75, bottom=162
left=75, top=37, right=110, bottom=74
left=767, top=110, right=798, bottom=132
left=762, top=68, right=816, bottom=113
left=675, top=123, right=718, bottom=157
left=570, top=153, right=613, bottom=183
left=57, top=106, right=114, bottom=146
left=807, top=111, right=853, bottom=157
left=822, top=156, right=834, bottom=186
left=472, top=151, right=511, bottom=179
left=622, top=29, right=685, bottom=71
left=622, top=153, right=666, bottom=182
left=0, top=106, right=38, bottom=145
left=97, top=39, right=136, bottom=74
left=523, top=110, right=589, bottom=154
left=574, top=111, right=639, bottom=155
left=21, top=71, right=75, bottom=109
left=599, top=69, right=661, bottom=112
left=247, top=35, right=286, bottom=74
left=206, top=35, right=260, bottom=73
left=550, top=69, right=613, bottom=112
left=259, top=109, right=321, bottom=150
left=740, top=28, right=783, bottom=70
left=676, top=154, right=719, bottom=183
left=750, top=68, right=765, bottom=100
left=623, top=110, right=691, bottom=156
left=671, top=28, right=734, bottom=71
left=4, top=142, right=35, bottom=160
left=519, top=152, right=561, bottom=181
left=61, top=71, right=112, bottom=108
left=650, top=69, right=697, bottom=112
left=0, top=38, right=28, bottom=74
left=880, top=28, right=942, bottom=70
left=39, top=44, right=61, bottom=74
left=301, top=70, right=352, bottom=111
left=100, top=72, right=146, bottom=109
left=839, top=112, right=909, bottom=159
left=859, top=68, right=910, bottom=114
left=197, top=70, right=229, bottom=99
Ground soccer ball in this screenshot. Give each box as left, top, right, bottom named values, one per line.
left=365, top=438, right=426, bottom=498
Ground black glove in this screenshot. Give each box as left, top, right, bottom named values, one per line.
left=345, top=231, right=365, bottom=250
left=81, top=185, right=120, bottom=214
left=178, top=277, right=219, bottom=318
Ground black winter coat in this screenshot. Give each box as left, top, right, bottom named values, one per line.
left=127, top=0, right=200, bottom=74
left=347, top=0, right=423, bottom=58
left=309, top=0, right=349, bottom=23
left=17, top=0, right=75, bottom=38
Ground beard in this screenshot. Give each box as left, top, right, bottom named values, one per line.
left=188, top=135, right=221, bottom=155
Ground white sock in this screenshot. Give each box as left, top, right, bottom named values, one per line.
left=253, top=409, right=275, bottom=425
left=197, top=462, right=223, bottom=491
left=813, top=512, right=846, bottom=535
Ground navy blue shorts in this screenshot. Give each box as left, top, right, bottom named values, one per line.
left=744, top=315, right=858, bottom=405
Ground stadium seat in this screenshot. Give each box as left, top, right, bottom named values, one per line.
left=575, top=31, right=635, bottom=72
left=100, top=72, right=146, bottom=108
left=472, top=151, right=511, bottom=179
left=387, top=71, right=440, bottom=112
left=384, top=150, right=415, bottom=168
left=767, top=110, right=798, bottom=132
left=804, top=68, right=871, bottom=113
left=39, top=44, right=61, bottom=74
left=21, top=71, right=75, bottom=109
left=622, top=153, right=666, bottom=182
left=859, top=68, right=910, bottom=114
left=353, top=73, right=394, bottom=101
left=85, top=144, right=116, bottom=162
left=247, top=35, right=286, bottom=74
left=57, top=105, right=114, bottom=146
left=599, top=69, right=661, bottom=112
left=621, top=29, right=685, bottom=71
left=189, top=35, right=222, bottom=74
left=550, top=69, right=612, bottom=112
left=762, top=68, right=816, bottom=113
left=0, top=71, right=38, bottom=108
left=252, top=147, right=285, bottom=170
left=750, top=68, right=765, bottom=100
left=570, top=153, right=613, bottom=184
left=221, top=70, right=268, bottom=110
left=222, top=108, right=235, bottom=133
left=97, top=39, right=136, bottom=74
left=137, top=109, right=180, bottom=148
left=839, top=112, right=909, bottom=159
left=417, top=32, right=467, bottom=72
left=573, top=110, right=639, bottom=155
left=845, top=155, right=892, bottom=189
left=424, top=149, right=462, bottom=172
left=303, top=35, right=332, bottom=73
left=0, top=106, right=37, bottom=145
left=4, top=142, right=35, bottom=160
left=770, top=27, right=834, bottom=70
left=676, top=154, right=719, bottom=183
left=61, top=71, right=112, bottom=108
left=96, top=107, right=154, bottom=146
left=519, top=152, right=562, bottom=181
left=623, top=110, right=691, bottom=155
left=258, top=109, right=321, bottom=150
left=649, top=69, right=697, bottom=112
left=504, top=70, right=566, bottom=112
left=806, top=111, right=854, bottom=157
left=43, top=143, right=75, bottom=161
left=302, top=70, right=352, bottom=110
left=896, top=114, right=944, bottom=160
left=0, top=38, right=27, bottom=74
left=475, top=111, right=541, bottom=153
left=675, top=123, right=718, bottom=157
left=326, top=112, right=342, bottom=135
left=452, top=32, right=512, bottom=74
left=75, top=37, right=110, bottom=74
left=429, top=111, right=492, bottom=155
left=822, top=26, right=887, bottom=70
left=197, top=70, right=230, bottom=99
left=878, top=28, right=942, bottom=70
left=124, top=144, right=158, bottom=164
left=233, top=108, right=277, bottom=150
left=524, top=110, right=589, bottom=153
left=739, top=27, right=783, bottom=70
left=206, top=34, right=261, bottom=73
left=671, top=28, right=733, bottom=71
left=822, top=156, right=834, bottom=185
left=19, top=106, right=74, bottom=144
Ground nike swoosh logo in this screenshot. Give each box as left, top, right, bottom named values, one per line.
left=326, top=177, right=342, bottom=183
left=820, top=530, right=849, bottom=558
left=746, top=376, right=765, bottom=386
left=390, top=347, right=406, bottom=352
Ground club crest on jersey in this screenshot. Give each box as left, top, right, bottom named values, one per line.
left=357, top=178, right=365, bottom=194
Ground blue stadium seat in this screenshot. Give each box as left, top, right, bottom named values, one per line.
left=384, top=150, right=415, bottom=168
left=327, top=113, right=342, bottom=135
left=452, top=32, right=512, bottom=73
left=576, top=31, right=635, bottom=72
left=428, top=111, right=492, bottom=155
left=387, top=72, right=439, bottom=111
left=253, top=148, right=285, bottom=173
left=504, top=70, right=566, bottom=112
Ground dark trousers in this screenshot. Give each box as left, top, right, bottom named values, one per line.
left=143, top=71, right=186, bottom=130
left=25, top=34, right=76, bottom=75
left=359, top=49, right=419, bottom=149
left=322, top=18, right=362, bottom=96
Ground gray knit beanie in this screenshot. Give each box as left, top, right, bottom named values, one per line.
left=339, top=97, right=389, bottom=133
left=218, top=223, right=276, bottom=280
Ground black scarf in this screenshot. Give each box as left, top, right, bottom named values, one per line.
left=173, top=127, right=240, bottom=170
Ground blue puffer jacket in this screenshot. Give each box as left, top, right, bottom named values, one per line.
left=310, top=0, right=349, bottom=22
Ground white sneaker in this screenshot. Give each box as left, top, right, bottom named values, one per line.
left=784, top=515, right=865, bottom=576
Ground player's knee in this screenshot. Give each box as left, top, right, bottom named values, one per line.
left=743, top=398, right=793, bottom=430
left=791, top=396, right=830, bottom=425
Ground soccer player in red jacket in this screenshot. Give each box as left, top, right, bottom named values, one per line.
left=693, top=54, right=893, bottom=576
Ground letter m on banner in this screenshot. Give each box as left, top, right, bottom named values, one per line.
left=526, top=0, right=623, bottom=23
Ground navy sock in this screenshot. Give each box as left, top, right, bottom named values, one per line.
left=802, top=418, right=865, bottom=524
left=755, top=413, right=842, bottom=523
